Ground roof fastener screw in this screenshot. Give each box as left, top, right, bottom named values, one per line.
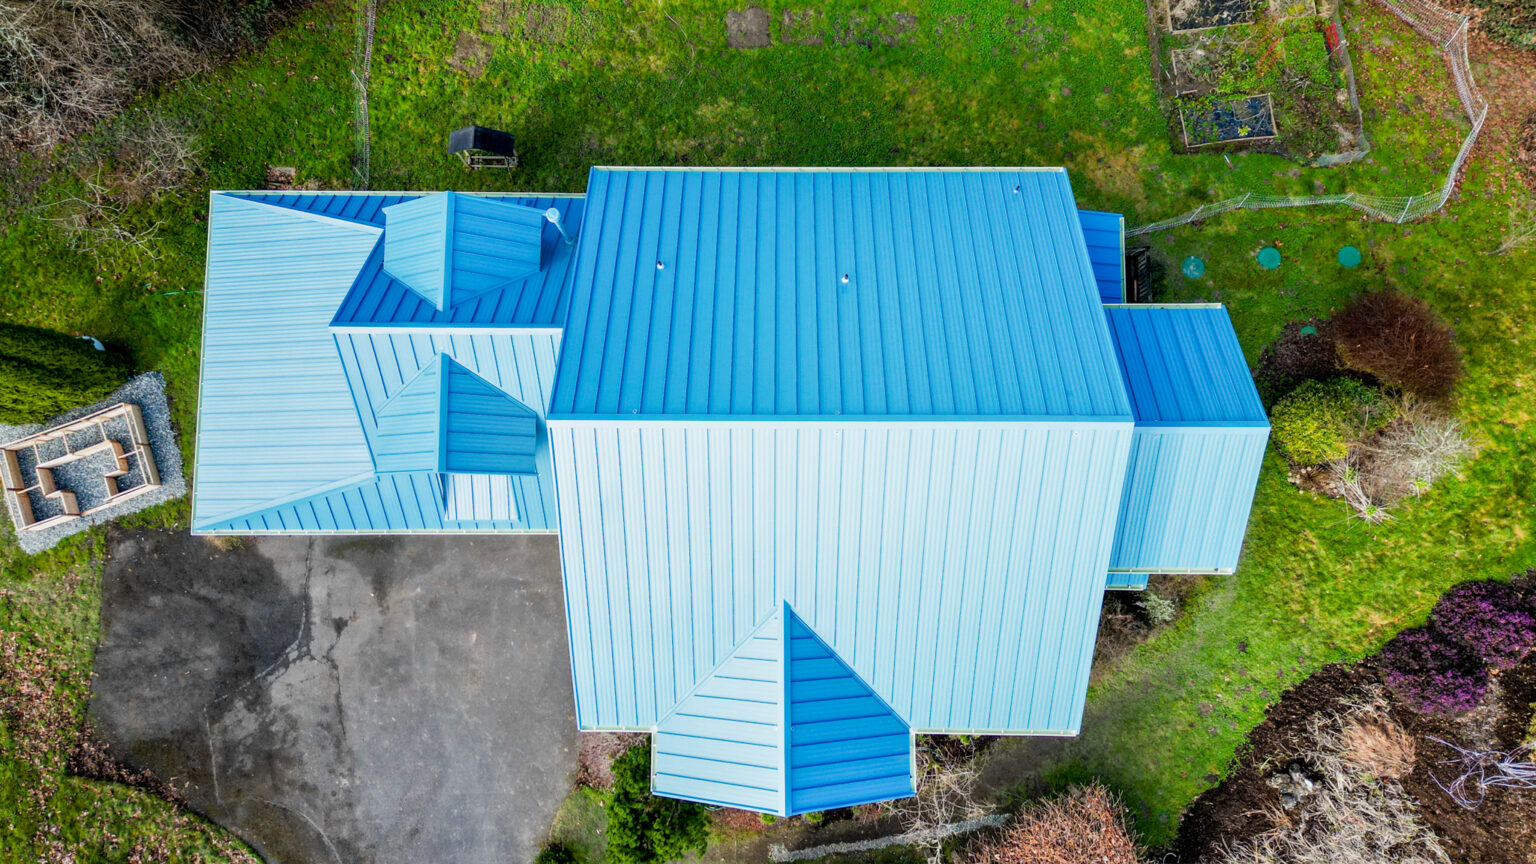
left=656, top=260, right=665, bottom=270
left=1013, top=185, right=1021, bottom=193
left=841, top=274, right=850, bottom=283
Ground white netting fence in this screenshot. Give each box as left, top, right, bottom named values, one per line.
left=1129, top=0, right=1488, bottom=236
left=351, top=0, right=378, bottom=190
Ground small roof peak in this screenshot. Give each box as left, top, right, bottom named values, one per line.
left=372, top=354, right=540, bottom=477
left=381, top=192, right=548, bottom=311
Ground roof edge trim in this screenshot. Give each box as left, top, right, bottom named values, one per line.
left=1135, top=420, right=1271, bottom=429
left=591, top=166, right=1067, bottom=173
left=546, top=415, right=1136, bottom=426
left=212, top=193, right=384, bottom=236
left=329, top=324, right=564, bottom=337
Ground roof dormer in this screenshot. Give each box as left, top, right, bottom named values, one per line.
left=381, top=192, right=548, bottom=311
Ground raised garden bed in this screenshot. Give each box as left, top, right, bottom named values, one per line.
left=1168, top=0, right=1256, bottom=33
left=1181, top=94, right=1278, bottom=146
left=1152, top=0, right=1367, bottom=164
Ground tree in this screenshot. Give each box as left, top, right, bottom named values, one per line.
left=606, top=744, right=709, bottom=864
left=0, top=324, right=131, bottom=424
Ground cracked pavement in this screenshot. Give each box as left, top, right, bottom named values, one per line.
left=88, top=531, right=577, bottom=864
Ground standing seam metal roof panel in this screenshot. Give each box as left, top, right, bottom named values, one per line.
left=650, top=602, right=917, bottom=816
left=230, top=192, right=583, bottom=327
left=1077, top=210, right=1125, bottom=303
left=193, top=195, right=382, bottom=529
left=549, top=168, right=1131, bottom=419
left=552, top=419, right=1131, bottom=732
left=1103, top=306, right=1269, bottom=572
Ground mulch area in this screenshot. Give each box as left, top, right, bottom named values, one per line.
left=1168, top=653, right=1536, bottom=863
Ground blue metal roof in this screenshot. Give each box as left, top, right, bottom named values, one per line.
left=381, top=192, right=550, bottom=311
left=652, top=603, right=915, bottom=815
left=1105, top=572, right=1150, bottom=591
left=231, top=192, right=584, bottom=328
left=1077, top=210, right=1125, bottom=303
left=193, top=195, right=382, bottom=528
left=1104, top=306, right=1268, bottom=573
left=195, top=193, right=563, bottom=533
left=549, top=168, right=1131, bottom=420
left=370, top=354, right=539, bottom=475
left=553, top=420, right=1131, bottom=734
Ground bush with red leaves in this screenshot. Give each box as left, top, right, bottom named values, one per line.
left=964, top=784, right=1138, bottom=864
left=1331, top=290, right=1462, bottom=400
left=1378, top=626, right=1489, bottom=715
left=1429, top=579, right=1536, bottom=670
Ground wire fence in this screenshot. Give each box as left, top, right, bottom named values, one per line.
left=351, top=0, right=378, bottom=190
left=1128, top=0, right=1488, bottom=237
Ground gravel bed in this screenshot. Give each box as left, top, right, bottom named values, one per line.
left=0, top=372, right=187, bottom=554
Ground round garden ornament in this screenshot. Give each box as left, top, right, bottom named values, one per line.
left=1257, top=246, right=1282, bottom=270
left=1337, top=245, right=1362, bottom=268
left=1181, top=256, right=1206, bottom=278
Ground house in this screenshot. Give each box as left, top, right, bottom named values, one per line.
left=194, top=167, right=1267, bottom=816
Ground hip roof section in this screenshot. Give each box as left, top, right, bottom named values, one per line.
left=550, top=168, right=1132, bottom=420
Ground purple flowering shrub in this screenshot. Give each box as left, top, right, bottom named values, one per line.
left=1429, top=580, right=1536, bottom=669
left=1378, top=627, right=1489, bottom=715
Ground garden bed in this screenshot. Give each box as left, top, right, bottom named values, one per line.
left=1151, top=1, right=1367, bottom=164
left=1181, top=94, right=1278, bottom=146
left=1173, top=643, right=1536, bottom=863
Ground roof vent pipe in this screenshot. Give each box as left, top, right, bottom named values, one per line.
left=545, top=208, right=576, bottom=246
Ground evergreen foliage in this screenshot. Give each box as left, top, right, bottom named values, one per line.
left=0, top=324, right=131, bottom=424
left=606, top=744, right=710, bottom=864
left=1268, top=378, right=1394, bottom=465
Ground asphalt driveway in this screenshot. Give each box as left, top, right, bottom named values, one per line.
left=88, top=530, right=576, bottom=864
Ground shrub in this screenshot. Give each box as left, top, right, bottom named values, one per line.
left=1269, top=378, right=1393, bottom=465
left=1136, top=591, right=1177, bottom=625
left=533, top=843, right=580, bottom=864
left=1378, top=627, right=1489, bottom=715
left=1429, top=580, right=1536, bottom=670
left=965, top=783, right=1137, bottom=864
left=1363, top=407, right=1475, bottom=498
left=1252, top=318, right=1341, bottom=408
left=1331, top=290, right=1462, bottom=400
left=606, top=744, right=709, bottom=864
left=0, top=323, right=131, bottom=424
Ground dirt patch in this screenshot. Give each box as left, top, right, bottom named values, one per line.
left=1171, top=650, right=1536, bottom=863
left=726, top=6, right=771, bottom=49
left=575, top=731, right=647, bottom=790
left=780, top=8, right=824, bottom=46
left=448, top=31, right=494, bottom=78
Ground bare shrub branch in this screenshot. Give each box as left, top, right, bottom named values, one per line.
left=963, top=784, right=1138, bottom=864
left=0, top=0, right=200, bottom=149
left=1216, top=689, right=1449, bottom=864
left=1426, top=737, right=1536, bottom=810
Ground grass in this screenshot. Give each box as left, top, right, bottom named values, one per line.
left=0, top=0, right=1533, bottom=858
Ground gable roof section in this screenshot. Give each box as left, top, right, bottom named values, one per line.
left=652, top=604, right=914, bottom=815
left=193, top=194, right=381, bottom=530
left=382, top=192, right=548, bottom=311
left=549, top=167, right=1131, bottom=419
left=1104, top=305, right=1269, bottom=572
left=1077, top=209, right=1125, bottom=303
left=371, top=355, right=539, bottom=476
left=1103, top=305, right=1266, bottom=425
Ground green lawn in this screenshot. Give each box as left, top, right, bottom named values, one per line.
left=1, top=0, right=1533, bottom=858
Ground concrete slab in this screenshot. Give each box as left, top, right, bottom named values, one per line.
left=88, top=531, right=576, bottom=864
